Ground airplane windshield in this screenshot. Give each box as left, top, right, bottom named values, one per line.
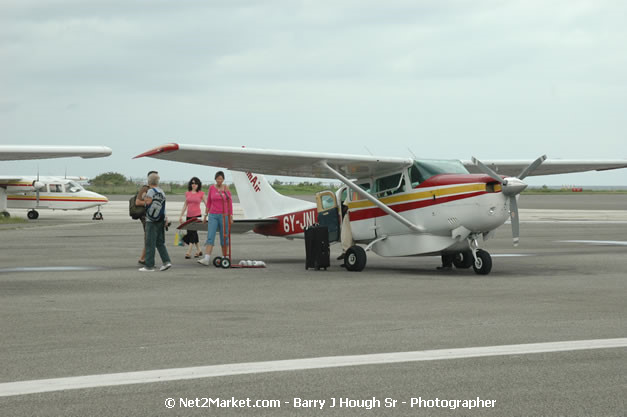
left=410, top=160, right=469, bottom=187
left=67, top=181, right=83, bottom=193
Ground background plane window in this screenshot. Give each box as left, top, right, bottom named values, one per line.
left=49, top=184, right=63, bottom=193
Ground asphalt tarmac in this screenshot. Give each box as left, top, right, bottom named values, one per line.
left=0, top=194, right=625, bottom=416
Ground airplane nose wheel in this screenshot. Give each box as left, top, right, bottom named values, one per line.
left=472, top=249, right=492, bottom=275
left=92, top=207, right=103, bottom=220
left=27, top=210, right=39, bottom=220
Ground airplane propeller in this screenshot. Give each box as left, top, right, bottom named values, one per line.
left=472, top=155, right=547, bottom=246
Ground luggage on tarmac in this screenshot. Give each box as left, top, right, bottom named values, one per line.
left=304, top=224, right=330, bottom=270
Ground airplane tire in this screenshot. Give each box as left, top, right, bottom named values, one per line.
left=213, top=257, right=222, bottom=268
left=2, top=211, right=10, bottom=218
left=345, top=246, right=367, bottom=272
left=472, top=249, right=492, bottom=275
left=27, top=210, right=38, bottom=220
left=220, top=258, right=231, bottom=269
left=453, top=250, right=473, bottom=269
left=93, top=212, right=103, bottom=220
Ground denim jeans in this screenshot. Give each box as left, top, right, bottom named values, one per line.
left=145, top=219, right=171, bottom=268
left=205, top=213, right=229, bottom=246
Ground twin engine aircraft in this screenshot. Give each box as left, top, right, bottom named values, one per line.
left=0, top=145, right=112, bottom=220
left=0, top=176, right=109, bottom=220
left=136, top=143, right=627, bottom=275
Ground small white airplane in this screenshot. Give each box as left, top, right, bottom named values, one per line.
left=0, top=175, right=109, bottom=220
left=136, top=143, right=627, bottom=274
left=0, top=145, right=112, bottom=219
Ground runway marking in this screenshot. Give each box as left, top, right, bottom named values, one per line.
left=0, top=266, right=107, bottom=273
left=557, top=240, right=627, bottom=246
left=1, top=338, right=626, bottom=397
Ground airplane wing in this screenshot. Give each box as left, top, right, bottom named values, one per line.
left=462, top=159, right=627, bottom=177
left=135, top=143, right=412, bottom=179
left=178, top=218, right=279, bottom=234
left=0, top=176, right=24, bottom=183
left=0, top=146, right=112, bottom=161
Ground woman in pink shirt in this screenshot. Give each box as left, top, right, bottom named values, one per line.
left=179, top=177, right=207, bottom=259
left=198, top=171, right=233, bottom=266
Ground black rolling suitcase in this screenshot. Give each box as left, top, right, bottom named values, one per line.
left=304, top=224, right=330, bottom=270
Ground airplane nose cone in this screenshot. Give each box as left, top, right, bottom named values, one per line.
left=502, top=177, right=527, bottom=196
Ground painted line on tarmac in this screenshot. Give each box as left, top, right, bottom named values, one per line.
left=557, top=240, right=627, bottom=246
left=0, top=266, right=107, bottom=273
left=1, top=338, right=626, bottom=397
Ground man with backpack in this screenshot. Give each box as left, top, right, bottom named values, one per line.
left=139, top=172, right=172, bottom=272
left=131, top=170, right=157, bottom=265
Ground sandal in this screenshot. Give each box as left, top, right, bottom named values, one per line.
left=185, top=255, right=191, bottom=259
left=138, top=259, right=146, bottom=265
left=195, top=252, right=203, bottom=258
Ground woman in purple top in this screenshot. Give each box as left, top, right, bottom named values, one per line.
left=198, top=171, right=233, bottom=266
left=179, top=177, right=207, bottom=259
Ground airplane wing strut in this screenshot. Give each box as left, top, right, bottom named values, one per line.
left=320, top=161, right=424, bottom=233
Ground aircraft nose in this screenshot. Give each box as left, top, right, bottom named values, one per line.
left=502, top=177, right=527, bottom=196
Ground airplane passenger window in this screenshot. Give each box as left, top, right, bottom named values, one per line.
left=350, top=182, right=370, bottom=201
left=375, top=173, right=405, bottom=196
left=49, top=184, right=63, bottom=193
left=321, top=194, right=336, bottom=210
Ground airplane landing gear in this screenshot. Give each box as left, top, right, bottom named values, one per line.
left=1, top=211, right=10, bottom=218
left=344, top=245, right=367, bottom=272
left=453, top=250, right=474, bottom=269
left=92, top=206, right=103, bottom=220
left=27, top=210, right=39, bottom=220
left=472, top=249, right=492, bottom=275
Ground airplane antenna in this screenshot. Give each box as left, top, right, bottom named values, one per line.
left=407, top=147, right=417, bottom=159
left=364, top=146, right=374, bottom=156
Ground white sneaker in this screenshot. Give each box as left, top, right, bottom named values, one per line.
left=160, top=263, right=172, bottom=271
left=139, top=267, right=155, bottom=272
left=197, top=258, right=210, bottom=266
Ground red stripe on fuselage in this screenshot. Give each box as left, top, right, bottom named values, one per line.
left=349, top=191, right=487, bottom=222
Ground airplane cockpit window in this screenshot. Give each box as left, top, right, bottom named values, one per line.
left=67, top=181, right=83, bottom=193
left=49, top=184, right=63, bottom=193
left=410, top=160, right=469, bottom=187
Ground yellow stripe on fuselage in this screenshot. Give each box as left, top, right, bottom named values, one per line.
left=347, top=183, right=487, bottom=210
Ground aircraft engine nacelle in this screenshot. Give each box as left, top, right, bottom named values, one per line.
left=32, top=181, right=46, bottom=191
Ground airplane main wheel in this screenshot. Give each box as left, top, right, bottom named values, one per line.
left=453, top=250, right=473, bottom=269
left=472, top=249, right=492, bottom=275
left=220, top=258, right=231, bottom=269
left=2, top=211, right=10, bottom=218
left=345, top=246, right=367, bottom=272
left=92, top=212, right=103, bottom=220
left=27, top=210, right=38, bottom=220
left=213, top=257, right=222, bottom=268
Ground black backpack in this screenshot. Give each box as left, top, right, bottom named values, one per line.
left=129, top=186, right=147, bottom=219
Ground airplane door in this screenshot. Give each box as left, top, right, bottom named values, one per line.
left=315, top=190, right=340, bottom=242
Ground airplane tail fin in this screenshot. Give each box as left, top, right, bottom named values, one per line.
left=231, top=171, right=315, bottom=218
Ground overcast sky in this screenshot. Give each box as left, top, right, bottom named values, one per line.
left=1, top=0, right=626, bottom=185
